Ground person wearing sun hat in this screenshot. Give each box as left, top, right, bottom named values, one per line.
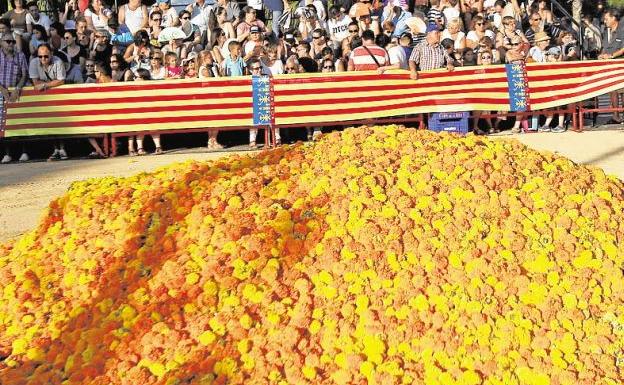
left=408, top=22, right=453, bottom=80
left=528, top=31, right=550, bottom=62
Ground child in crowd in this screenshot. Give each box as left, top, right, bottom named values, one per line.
left=222, top=40, right=245, bottom=76
left=182, top=52, right=198, bottom=78
left=165, top=52, right=183, bottom=79
left=198, top=50, right=220, bottom=78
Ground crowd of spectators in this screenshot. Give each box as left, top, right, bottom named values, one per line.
left=0, top=0, right=620, bottom=162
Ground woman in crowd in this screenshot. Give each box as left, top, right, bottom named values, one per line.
left=48, top=22, right=64, bottom=50
left=146, top=9, right=164, bottom=45
left=148, top=50, right=166, bottom=80
left=109, top=53, right=132, bottom=81
left=178, top=9, right=203, bottom=52
left=1, top=0, right=28, bottom=51
left=472, top=49, right=496, bottom=134
left=62, top=29, right=87, bottom=69
left=441, top=17, right=466, bottom=52
left=29, top=24, right=47, bottom=55
left=215, top=7, right=236, bottom=40
left=198, top=49, right=220, bottom=78
left=124, top=29, right=152, bottom=70
left=118, top=0, right=148, bottom=34
left=85, top=0, right=112, bottom=32
left=495, top=15, right=528, bottom=57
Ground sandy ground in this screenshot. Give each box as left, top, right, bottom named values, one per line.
left=2, top=129, right=624, bottom=242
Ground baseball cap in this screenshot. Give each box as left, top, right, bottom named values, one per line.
left=425, top=23, right=439, bottom=33
left=250, top=25, right=260, bottom=33
left=547, top=46, right=561, bottom=56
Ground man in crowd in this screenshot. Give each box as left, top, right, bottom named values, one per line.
left=408, top=23, right=453, bottom=80
left=598, top=8, right=624, bottom=124
left=348, top=29, right=389, bottom=71
left=0, top=33, right=28, bottom=163
left=26, top=1, right=51, bottom=34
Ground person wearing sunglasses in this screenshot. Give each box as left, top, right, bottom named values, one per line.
left=61, top=30, right=87, bottom=70
left=29, top=44, right=68, bottom=160
left=0, top=33, right=29, bottom=164
left=327, top=5, right=351, bottom=51
left=496, top=15, right=528, bottom=53
left=341, top=21, right=359, bottom=59
left=524, top=11, right=550, bottom=47
left=466, top=15, right=494, bottom=50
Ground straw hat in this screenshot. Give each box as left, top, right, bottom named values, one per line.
left=534, top=31, right=550, bottom=43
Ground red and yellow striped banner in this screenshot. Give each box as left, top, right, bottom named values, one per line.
left=2, top=60, right=623, bottom=138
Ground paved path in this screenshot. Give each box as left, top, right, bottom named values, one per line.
left=1, top=129, right=623, bottom=242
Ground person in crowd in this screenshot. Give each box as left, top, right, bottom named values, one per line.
left=216, top=0, right=241, bottom=27
left=341, top=21, right=359, bottom=58
left=85, top=0, right=112, bottom=33
left=496, top=15, right=528, bottom=56
left=382, top=5, right=411, bottom=39
left=472, top=49, right=495, bottom=134
left=28, top=24, right=48, bottom=55
left=244, top=25, right=263, bottom=56
left=558, top=31, right=578, bottom=61
left=215, top=6, right=236, bottom=39
left=26, top=1, right=51, bottom=34
left=148, top=50, right=166, bottom=79
left=476, top=35, right=500, bottom=63
left=119, top=0, right=148, bottom=35
left=441, top=17, right=465, bottom=52
left=198, top=49, right=219, bottom=77
left=186, top=0, right=217, bottom=41
left=309, top=28, right=329, bottom=59
left=525, top=11, right=550, bottom=47
left=29, top=44, right=68, bottom=160
left=56, top=50, right=83, bottom=84
left=48, top=22, right=64, bottom=50
left=156, top=0, right=179, bottom=28
left=328, top=5, right=352, bottom=51
left=505, top=34, right=528, bottom=133
left=165, top=52, right=183, bottom=78
left=408, top=23, right=453, bottom=80
left=528, top=31, right=550, bottom=63
left=299, top=5, right=326, bottom=41
left=62, top=29, right=87, bottom=69
left=162, top=34, right=188, bottom=60
left=237, top=6, right=266, bottom=42
left=59, top=0, right=80, bottom=25
left=91, top=29, right=113, bottom=63
left=348, top=29, right=388, bottom=71
left=1, top=0, right=28, bottom=52
left=124, top=29, right=151, bottom=70
left=109, top=53, right=131, bottom=81
left=598, top=7, right=624, bottom=124
left=178, top=10, right=203, bottom=52
left=0, top=33, right=28, bottom=164
left=183, top=52, right=198, bottom=77
left=146, top=9, right=164, bottom=44
left=84, top=57, right=97, bottom=82
left=264, top=43, right=284, bottom=74
left=466, top=15, right=494, bottom=50
left=222, top=39, right=245, bottom=76
left=295, top=40, right=318, bottom=72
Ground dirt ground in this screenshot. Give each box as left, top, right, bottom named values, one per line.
left=2, top=129, right=624, bottom=242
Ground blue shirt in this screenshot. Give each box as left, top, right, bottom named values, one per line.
left=223, top=56, right=245, bottom=76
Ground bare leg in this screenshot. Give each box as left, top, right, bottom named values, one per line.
left=88, top=138, right=106, bottom=156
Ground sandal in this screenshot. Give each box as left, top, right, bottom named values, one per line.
left=137, top=148, right=146, bottom=156
left=88, top=151, right=105, bottom=159
left=154, top=147, right=163, bottom=155
left=249, top=141, right=257, bottom=149
left=129, top=150, right=137, bottom=157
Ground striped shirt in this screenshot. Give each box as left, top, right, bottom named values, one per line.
left=408, top=41, right=452, bottom=71
left=427, top=7, right=443, bottom=25
left=0, top=49, right=28, bottom=89
left=349, top=44, right=390, bottom=71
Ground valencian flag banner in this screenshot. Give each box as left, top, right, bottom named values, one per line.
left=2, top=60, right=624, bottom=138
left=505, top=62, right=530, bottom=112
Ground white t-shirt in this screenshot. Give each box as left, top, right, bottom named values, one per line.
left=388, top=44, right=408, bottom=69
left=247, top=0, right=263, bottom=11
left=84, top=9, right=109, bottom=31
left=265, top=60, right=284, bottom=75
left=162, top=8, right=178, bottom=28
left=441, top=29, right=465, bottom=50
left=25, top=13, right=51, bottom=32
left=442, top=7, right=460, bottom=24
left=328, top=15, right=352, bottom=43
left=466, top=29, right=495, bottom=43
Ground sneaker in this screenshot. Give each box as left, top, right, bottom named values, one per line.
left=18, top=153, right=29, bottom=162
left=537, top=125, right=551, bottom=133
left=1, top=155, right=11, bottom=164
left=551, top=125, right=566, bottom=133
left=312, top=129, right=322, bottom=141
left=58, top=149, right=68, bottom=160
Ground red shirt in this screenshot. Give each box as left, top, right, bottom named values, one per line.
left=348, top=44, right=389, bottom=71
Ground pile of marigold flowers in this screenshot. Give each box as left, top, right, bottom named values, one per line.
left=1, top=125, right=624, bottom=385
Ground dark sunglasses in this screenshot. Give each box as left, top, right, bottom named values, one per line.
left=181, top=16, right=190, bottom=19
left=323, top=65, right=333, bottom=69
left=3, top=39, right=16, bottom=44
left=475, top=22, right=483, bottom=26
left=151, top=56, right=163, bottom=60
left=312, top=35, right=321, bottom=39
left=152, top=18, right=162, bottom=21
left=349, top=29, right=358, bottom=33
left=532, top=18, right=542, bottom=21
left=510, top=43, right=520, bottom=46
left=38, top=54, right=50, bottom=58
left=251, top=66, right=261, bottom=70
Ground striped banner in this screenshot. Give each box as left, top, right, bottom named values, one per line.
left=2, top=60, right=624, bottom=138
